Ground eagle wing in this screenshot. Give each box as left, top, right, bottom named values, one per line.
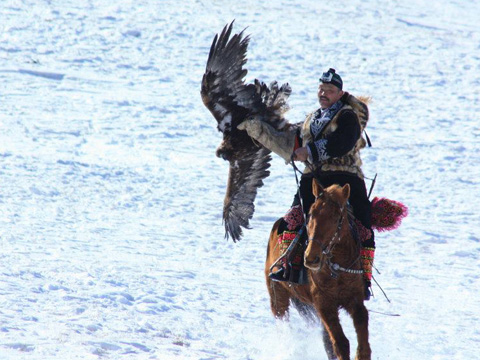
left=201, top=21, right=291, bottom=242
left=201, top=21, right=264, bottom=132
left=223, top=148, right=272, bottom=242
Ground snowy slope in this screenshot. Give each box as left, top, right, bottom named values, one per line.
left=1, top=0, right=479, bottom=359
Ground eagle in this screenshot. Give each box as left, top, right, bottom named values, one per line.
left=200, top=21, right=292, bottom=242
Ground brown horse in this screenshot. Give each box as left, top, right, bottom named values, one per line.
left=265, top=180, right=371, bottom=360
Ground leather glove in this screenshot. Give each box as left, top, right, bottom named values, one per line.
left=237, top=119, right=263, bottom=139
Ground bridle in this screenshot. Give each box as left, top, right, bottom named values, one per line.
left=307, top=191, right=363, bottom=278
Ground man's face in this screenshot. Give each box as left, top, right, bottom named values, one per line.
left=318, top=83, right=344, bottom=109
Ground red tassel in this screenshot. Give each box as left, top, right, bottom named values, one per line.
left=371, top=197, right=408, bottom=232
left=360, top=247, right=375, bottom=281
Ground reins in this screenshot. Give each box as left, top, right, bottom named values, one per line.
left=290, top=155, right=312, bottom=222
left=268, top=155, right=308, bottom=275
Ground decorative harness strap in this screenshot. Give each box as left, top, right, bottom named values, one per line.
left=325, top=258, right=364, bottom=278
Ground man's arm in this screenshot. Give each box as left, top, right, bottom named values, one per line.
left=237, top=119, right=299, bottom=162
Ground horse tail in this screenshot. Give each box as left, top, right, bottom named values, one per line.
left=371, top=197, right=409, bottom=232
left=290, top=297, right=318, bottom=324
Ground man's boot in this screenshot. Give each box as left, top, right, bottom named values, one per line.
left=287, top=243, right=309, bottom=284
left=269, top=227, right=297, bottom=282
left=269, top=205, right=307, bottom=284
left=360, top=247, right=375, bottom=300
left=269, top=257, right=289, bottom=281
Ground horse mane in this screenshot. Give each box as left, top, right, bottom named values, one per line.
left=343, top=205, right=363, bottom=260
left=346, top=205, right=362, bottom=245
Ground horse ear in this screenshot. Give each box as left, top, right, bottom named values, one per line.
left=312, top=179, right=324, bottom=198
left=341, top=183, right=351, bottom=200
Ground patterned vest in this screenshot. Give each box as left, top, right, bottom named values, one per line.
left=301, top=94, right=369, bottom=178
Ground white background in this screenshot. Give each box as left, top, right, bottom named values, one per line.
left=1, top=0, right=479, bottom=359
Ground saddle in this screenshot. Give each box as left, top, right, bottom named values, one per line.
left=270, top=204, right=373, bottom=284
left=270, top=197, right=408, bottom=284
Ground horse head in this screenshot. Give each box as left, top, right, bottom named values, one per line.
left=304, top=180, right=351, bottom=271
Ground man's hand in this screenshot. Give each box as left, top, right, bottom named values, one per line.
left=293, top=147, right=309, bottom=162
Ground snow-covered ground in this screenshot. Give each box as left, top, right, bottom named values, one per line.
left=1, top=0, right=479, bottom=359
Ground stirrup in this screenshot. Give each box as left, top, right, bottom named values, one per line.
left=269, top=267, right=289, bottom=282
left=269, top=265, right=309, bottom=285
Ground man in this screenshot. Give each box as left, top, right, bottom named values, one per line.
left=238, top=68, right=375, bottom=299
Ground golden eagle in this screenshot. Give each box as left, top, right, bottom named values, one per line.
left=201, top=21, right=292, bottom=242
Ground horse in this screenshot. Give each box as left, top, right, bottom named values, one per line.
left=265, top=180, right=371, bottom=360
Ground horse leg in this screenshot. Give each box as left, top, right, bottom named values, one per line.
left=321, top=323, right=338, bottom=360
left=266, top=278, right=291, bottom=319
left=265, top=219, right=292, bottom=319
left=316, top=304, right=350, bottom=360
left=347, top=302, right=371, bottom=360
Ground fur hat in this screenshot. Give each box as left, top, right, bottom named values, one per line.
left=319, top=68, right=343, bottom=90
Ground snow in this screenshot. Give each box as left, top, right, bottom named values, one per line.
left=1, top=0, right=479, bottom=359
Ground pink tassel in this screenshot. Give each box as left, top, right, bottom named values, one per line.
left=371, top=197, right=409, bottom=232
